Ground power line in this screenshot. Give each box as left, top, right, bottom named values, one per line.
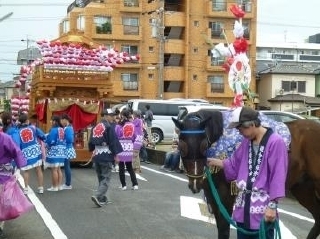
left=0, top=3, right=69, bottom=6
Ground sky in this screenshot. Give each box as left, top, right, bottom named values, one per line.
left=0, top=0, right=320, bottom=82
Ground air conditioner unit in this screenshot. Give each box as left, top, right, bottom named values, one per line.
left=276, top=89, right=284, bottom=96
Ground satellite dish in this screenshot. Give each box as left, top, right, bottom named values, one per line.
left=0, top=12, right=13, bottom=22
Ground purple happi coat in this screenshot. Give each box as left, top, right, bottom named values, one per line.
left=115, top=121, right=143, bottom=162
left=132, top=118, right=144, bottom=149
left=222, top=132, right=288, bottom=230
left=0, top=133, right=27, bottom=184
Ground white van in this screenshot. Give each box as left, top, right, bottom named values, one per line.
left=177, top=105, right=230, bottom=120
left=126, top=99, right=213, bottom=143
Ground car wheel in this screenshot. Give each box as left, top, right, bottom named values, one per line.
left=151, top=129, right=162, bottom=144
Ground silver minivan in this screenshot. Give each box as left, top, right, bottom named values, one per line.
left=126, top=99, right=213, bottom=143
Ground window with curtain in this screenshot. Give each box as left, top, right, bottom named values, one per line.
left=77, top=15, right=85, bottom=31
left=212, top=0, right=226, bottom=11
left=122, top=17, right=139, bottom=35
left=121, top=45, right=138, bottom=55
left=208, top=75, right=224, bottom=93
left=121, top=73, right=138, bottom=90
left=62, top=20, right=70, bottom=33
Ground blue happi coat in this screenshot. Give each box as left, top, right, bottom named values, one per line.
left=46, top=126, right=66, bottom=167
left=18, top=124, right=46, bottom=170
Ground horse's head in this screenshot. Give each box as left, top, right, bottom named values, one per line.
left=172, top=109, right=224, bottom=193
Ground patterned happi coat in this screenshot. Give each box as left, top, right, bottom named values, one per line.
left=18, top=124, right=46, bottom=170
left=64, top=125, right=76, bottom=160
left=88, top=120, right=123, bottom=163
left=45, top=126, right=66, bottom=167
left=207, top=110, right=290, bottom=230
left=115, top=121, right=143, bottom=162
left=132, top=118, right=144, bottom=150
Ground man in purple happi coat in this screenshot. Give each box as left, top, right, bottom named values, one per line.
left=208, top=106, right=288, bottom=239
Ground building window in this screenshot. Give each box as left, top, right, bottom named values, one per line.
left=237, top=0, right=252, bottom=12
left=121, top=45, right=138, bottom=55
left=124, top=0, right=138, bottom=7
left=208, top=75, right=224, bottom=93
left=282, top=81, right=306, bottom=93
left=194, top=21, right=199, bottom=27
left=148, top=73, right=154, bottom=79
left=164, top=81, right=183, bottom=92
left=242, top=21, right=250, bottom=40
left=77, top=15, right=85, bottom=31
left=192, top=75, right=197, bottom=81
left=149, top=46, right=154, bottom=52
left=121, top=73, right=138, bottom=90
left=212, top=0, right=226, bottom=11
left=209, top=21, right=224, bottom=38
left=122, top=17, right=139, bottom=35
left=193, top=47, right=198, bottom=53
left=62, top=20, right=70, bottom=33
left=209, top=49, right=224, bottom=66
left=94, top=16, right=112, bottom=34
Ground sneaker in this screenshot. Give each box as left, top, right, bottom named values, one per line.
left=100, top=200, right=113, bottom=205
left=47, top=187, right=59, bottom=192
left=160, top=165, right=168, bottom=170
left=165, top=168, right=175, bottom=173
left=144, top=160, right=151, bottom=164
left=37, top=187, right=44, bottom=194
left=121, top=186, right=127, bottom=191
left=132, top=185, right=139, bottom=190
left=61, top=184, right=72, bottom=190
left=91, top=196, right=102, bottom=207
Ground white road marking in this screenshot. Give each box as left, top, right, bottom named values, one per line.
left=180, top=196, right=297, bottom=239
left=125, top=172, right=147, bottom=181
left=278, top=208, right=314, bottom=223
left=17, top=173, right=68, bottom=239
left=141, top=165, right=188, bottom=182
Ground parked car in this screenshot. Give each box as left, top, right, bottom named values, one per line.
left=126, top=99, right=213, bottom=143
left=259, top=110, right=305, bottom=123
left=300, top=114, right=320, bottom=123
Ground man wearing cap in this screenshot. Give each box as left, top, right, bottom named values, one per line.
left=207, top=106, right=288, bottom=239
left=88, top=108, right=123, bottom=207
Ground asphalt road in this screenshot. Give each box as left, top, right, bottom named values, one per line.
left=2, top=163, right=316, bottom=239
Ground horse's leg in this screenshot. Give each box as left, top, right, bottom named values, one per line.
left=290, top=179, right=320, bottom=239
left=203, top=179, right=234, bottom=239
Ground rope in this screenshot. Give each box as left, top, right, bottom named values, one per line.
left=204, top=167, right=281, bottom=238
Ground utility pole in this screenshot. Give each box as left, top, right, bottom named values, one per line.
left=158, top=3, right=164, bottom=100
left=149, top=0, right=165, bottom=99
left=21, top=37, right=35, bottom=64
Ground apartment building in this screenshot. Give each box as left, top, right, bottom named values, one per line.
left=54, top=0, right=257, bottom=106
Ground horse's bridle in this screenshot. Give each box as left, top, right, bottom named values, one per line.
left=180, top=128, right=208, bottom=179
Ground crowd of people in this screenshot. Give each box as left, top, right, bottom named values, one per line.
left=0, top=112, right=77, bottom=237
left=0, top=104, right=181, bottom=236
left=0, top=105, right=289, bottom=239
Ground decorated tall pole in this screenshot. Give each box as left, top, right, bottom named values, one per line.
left=211, top=3, right=256, bottom=108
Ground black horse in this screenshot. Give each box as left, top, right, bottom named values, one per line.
left=172, top=109, right=320, bottom=239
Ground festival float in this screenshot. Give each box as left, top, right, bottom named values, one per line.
left=12, top=39, right=139, bottom=163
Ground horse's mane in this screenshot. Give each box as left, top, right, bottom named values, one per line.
left=188, top=109, right=224, bottom=144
